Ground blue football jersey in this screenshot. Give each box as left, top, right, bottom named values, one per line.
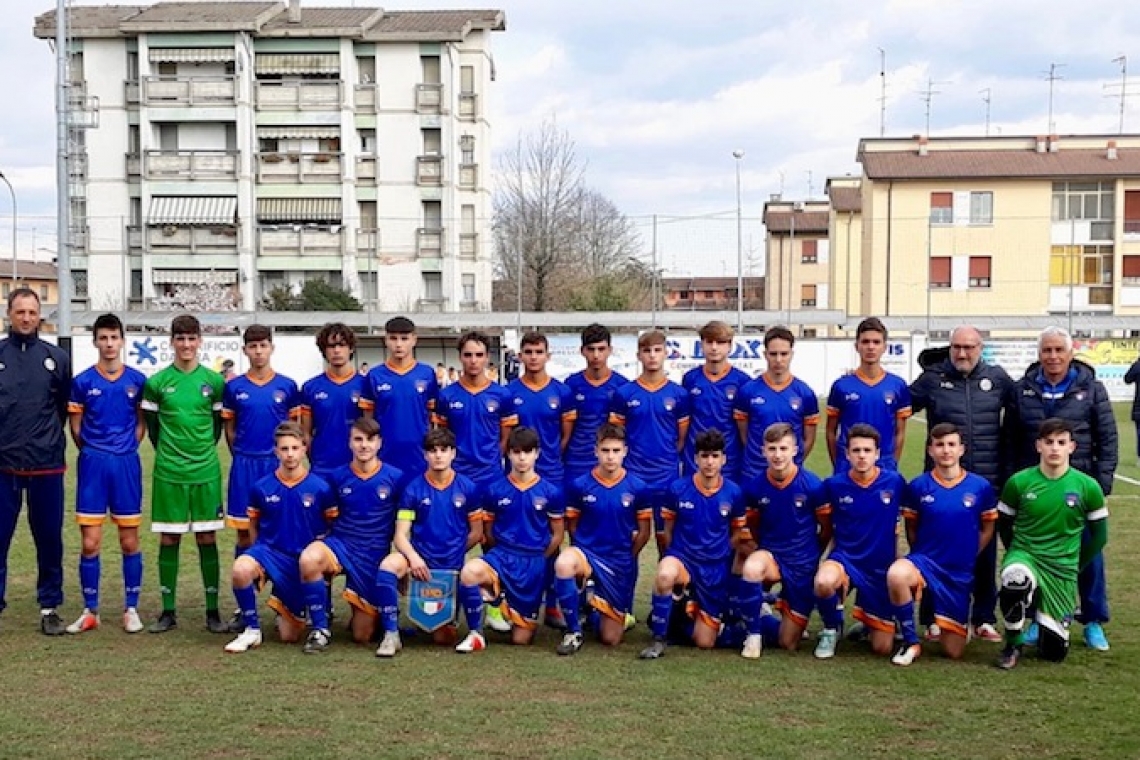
left=563, top=370, right=629, bottom=480
left=484, top=475, right=564, bottom=555
left=507, top=376, right=575, bottom=483
left=327, top=461, right=404, bottom=560
left=734, top=374, right=820, bottom=480
left=745, top=465, right=826, bottom=570
left=434, top=379, right=518, bottom=485
left=609, top=378, right=690, bottom=486
left=359, top=361, right=439, bottom=478
left=300, top=371, right=368, bottom=475
left=566, top=469, right=650, bottom=560
left=904, top=471, right=997, bottom=579
left=68, top=365, right=146, bottom=456
left=222, top=372, right=301, bottom=457
left=819, top=467, right=906, bottom=573
left=248, top=470, right=338, bottom=556
left=826, top=370, right=912, bottom=469
left=682, top=364, right=750, bottom=478
left=662, top=475, right=747, bottom=564
left=399, top=471, right=483, bottom=570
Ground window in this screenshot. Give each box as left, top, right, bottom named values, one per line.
left=422, top=128, right=441, bottom=155
left=158, top=124, right=178, bottom=151
left=929, top=256, right=951, bottom=288
left=968, top=256, right=992, bottom=288
left=130, top=270, right=143, bottom=299
left=357, top=56, right=375, bottom=84
left=1123, top=255, right=1140, bottom=285
left=423, top=272, right=442, bottom=300
left=800, top=284, right=817, bottom=308
left=1050, top=245, right=1113, bottom=285
left=1, top=283, right=9, bottom=297
left=128, top=125, right=140, bottom=154
left=39, top=285, right=48, bottom=300
left=157, top=62, right=176, bottom=77
left=1126, top=190, right=1140, bottom=234
left=1052, top=181, right=1115, bottom=221
left=969, top=192, right=993, bottom=224
left=130, top=197, right=142, bottom=226
left=802, top=328, right=818, bottom=338
left=460, top=65, right=475, bottom=94
left=359, top=128, right=376, bottom=154
left=423, top=201, right=442, bottom=229
left=801, top=239, right=818, bottom=264
left=359, top=201, right=377, bottom=230
left=460, top=134, right=475, bottom=164
left=930, top=192, right=953, bottom=224
left=126, top=51, right=138, bottom=81
left=462, top=273, right=475, bottom=303
left=461, top=204, right=475, bottom=233
left=73, top=270, right=88, bottom=299
left=420, top=56, right=441, bottom=84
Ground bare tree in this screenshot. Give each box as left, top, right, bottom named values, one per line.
left=574, top=189, right=642, bottom=280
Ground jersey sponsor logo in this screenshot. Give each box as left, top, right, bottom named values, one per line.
left=845, top=392, right=860, bottom=402
left=266, top=494, right=282, bottom=503
left=44, top=357, right=56, bottom=372
left=575, top=393, right=585, bottom=401
left=497, top=497, right=512, bottom=507
left=513, top=397, right=524, bottom=406
left=691, top=388, right=703, bottom=396
left=921, top=494, right=935, bottom=503
left=1025, top=492, right=1038, bottom=500
left=582, top=494, right=597, bottom=503
left=627, top=399, right=641, bottom=408
left=0, top=362, right=5, bottom=371
left=315, top=391, right=330, bottom=401
left=678, top=500, right=695, bottom=510
left=450, top=400, right=465, bottom=410
left=378, top=383, right=393, bottom=392
left=1064, top=492, right=1080, bottom=510
left=273, top=390, right=287, bottom=404
left=236, top=392, right=251, bottom=401
left=759, top=496, right=770, bottom=505
left=87, top=387, right=103, bottom=397
left=341, top=486, right=354, bottom=495
left=962, top=493, right=977, bottom=508
left=1076, top=392, right=1086, bottom=401
left=879, top=490, right=894, bottom=505
left=940, top=381, right=955, bottom=389
left=164, top=386, right=177, bottom=394
left=751, top=396, right=766, bottom=406
left=351, top=392, right=362, bottom=404
left=979, top=378, right=993, bottom=391
left=376, top=485, right=392, bottom=500
left=838, top=495, right=854, bottom=504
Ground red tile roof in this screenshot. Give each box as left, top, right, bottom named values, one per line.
left=764, top=211, right=830, bottom=233
left=827, top=185, right=862, bottom=212
left=860, top=148, right=1140, bottom=179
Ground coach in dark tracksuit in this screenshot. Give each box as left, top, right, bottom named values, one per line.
left=910, top=326, right=1013, bottom=638
left=0, top=288, right=71, bottom=635
left=1005, top=327, right=1116, bottom=651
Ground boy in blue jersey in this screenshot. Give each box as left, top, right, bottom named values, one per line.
left=825, top=317, right=911, bottom=473
left=813, top=423, right=907, bottom=659
left=454, top=427, right=565, bottom=652
left=297, top=417, right=402, bottom=653
left=564, top=324, right=629, bottom=485
left=639, top=430, right=749, bottom=659
left=224, top=422, right=338, bottom=653
left=683, top=320, right=750, bottom=480
left=738, top=422, right=827, bottom=657
left=735, top=326, right=820, bottom=482
left=553, top=424, right=651, bottom=655
left=373, top=428, right=484, bottom=657
left=888, top=422, right=997, bottom=666
left=300, top=323, right=367, bottom=481
left=65, top=314, right=147, bottom=635
left=359, top=316, right=439, bottom=485
left=610, top=330, right=690, bottom=554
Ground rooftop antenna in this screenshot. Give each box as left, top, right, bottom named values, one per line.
left=878, top=47, right=887, bottom=136
left=919, top=77, right=951, bottom=136
left=777, top=170, right=785, bottom=198
left=1043, top=62, right=1066, bottom=133
left=806, top=170, right=814, bottom=199
left=1104, top=55, right=1138, bottom=135
left=980, top=88, right=992, bottom=137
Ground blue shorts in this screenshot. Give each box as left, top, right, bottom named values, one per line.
left=826, top=552, right=893, bottom=633
left=76, top=450, right=142, bottom=527
left=773, top=556, right=817, bottom=628
left=908, top=553, right=971, bottom=637
left=482, top=547, right=547, bottom=630
left=226, top=454, right=277, bottom=529
left=640, top=488, right=673, bottom=534
left=667, top=551, right=731, bottom=626
left=318, top=535, right=383, bottom=615
left=572, top=546, right=635, bottom=622
left=246, top=543, right=305, bottom=623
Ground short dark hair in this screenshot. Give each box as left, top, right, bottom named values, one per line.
left=385, top=316, right=415, bottom=334
left=351, top=416, right=380, bottom=438
left=316, top=322, right=356, bottom=353
left=846, top=423, right=881, bottom=447
left=1038, top=417, right=1075, bottom=441
left=695, top=429, right=726, bottom=454
left=763, top=422, right=795, bottom=444
left=7, top=287, right=39, bottom=311
left=457, top=330, right=490, bottom=354
left=929, top=422, right=961, bottom=442
left=243, top=324, right=272, bottom=345
left=581, top=323, right=611, bottom=348
left=274, top=421, right=306, bottom=443
left=856, top=317, right=887, bottom=341
left=92, top=313, right=124, bottom=338
left=520, top=331, right=548, bottom=351
left=595, top=423, right=626, bottom=444
left=423, top=427, right=456, bottom=450
left=507, top=426, right=540, bottom=452
left=171, top=314, right=201, bottom=337
left=764, top=326, right=795, bottom=348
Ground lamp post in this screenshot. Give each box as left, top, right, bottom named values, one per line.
left=732, top=149, right=745, bottom=333
left=0, top=170, right=16, bottom=285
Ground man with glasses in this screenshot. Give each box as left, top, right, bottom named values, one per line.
left=909, top=325, right=1013, bottom=643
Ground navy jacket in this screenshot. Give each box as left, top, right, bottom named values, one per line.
left=1125, top=359, right=1140, bottom=421
left=0, top=330, right=71, bottom=473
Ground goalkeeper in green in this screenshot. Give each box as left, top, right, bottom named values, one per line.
left=995, top=417, right=1108, bottom=669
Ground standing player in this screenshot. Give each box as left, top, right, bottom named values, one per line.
left=812, top=424, right=907, bottom=659
left=610, top=330, right=690, bottom=554
left=454, top=427, right=564, bottom=651
left=738, top=423, right=827, bottom=657
left=683, top=321, right=749, bottom=481
left=373, top=428, right=484, bottom=657
left=359, top=316, right=439, bottom=485
left=224, top=422, right=338, bottom=653
left=564, top=324, right=629, bottom=485
left=300, top=323, right=368, bottom=481
left=142, top=315, right=228, bottom=634
left=735, top=326, right=820, bottom=482
left=639, top=430, right=749, bottom=659
left=994, top=418, right=1109, bottom=670
left=554, top=424, right=651, bottom=655
left=887, top=423, right=997, bottom=666
left=826, top=317, right=911, bottom=473
left=65, top=314, right=147, bottom=634
left=297, top=417, right=403, bottom=653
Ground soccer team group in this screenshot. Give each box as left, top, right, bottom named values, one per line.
left=56, top=310, right=1109, bottom=670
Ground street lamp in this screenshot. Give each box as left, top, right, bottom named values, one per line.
left=0, top=170, right=16, bottom=285
left=732, top=149, right=745, bottom=333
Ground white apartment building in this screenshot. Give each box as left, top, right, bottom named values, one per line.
left=35, top=0, right=504, bottom=313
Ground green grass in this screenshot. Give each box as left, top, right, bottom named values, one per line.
left=1, top=407, right=1139, bottom=759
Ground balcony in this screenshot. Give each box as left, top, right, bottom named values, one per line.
left=356, top=154, right=377, bottom=181
left=127, top=225, right=143, bottom=249
left=257, top=152, right=343, bottom=183
left=458, top=163, right=478, bottom=190
left=415, top=83, right=443, bottom=114
left=255, top=80, right=342, bottom=110
left=416, top=155, right=443, bottom=186
left=355, top=229, right=416, bottom=261
left=71, top=226, right=89, bottom=252
left=147, top=225, right=239, bottom=254
left=69, top=153, right=88, bottom=179
left=458, top=92, right=478, bottom=120
left=126, top=153, right=141, bottom=178
left=144, top=150, right=239, bottom=181
left=417, top=297, right=448, bottom=313
left=354, top=84, right=377, bottom=113
left=459, top=232, right=478, bottom=260
left=417, top=227, right=444, bottom=258
left=142, top=76, right=236, bottom=106
left=258, top=226, right=344, bottom=256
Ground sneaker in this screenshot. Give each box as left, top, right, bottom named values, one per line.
left=556, top=631, right=584, bottom=656
left=923, top=623, right=942, bottom=642
left=227, top=610, right=245, bottom=633
left=66, top=609, right=100, bottom=635
left=303, top=628, right=331, bottom=654
left=205, top=610, right=229, bottom=634
left=638, top=638, right=667, bottom=660
left=40, top=609, right=66, bottom=636
left=973, top=623, right=1002, bottom=643
left=544, top=606, right=567, bottom=631
left=122, top=608, right=144, bottom=634
left=845, top=622, right=868, bottom=642
left=995, top=644, right=1022, bottom=670
left=223, top=627, right=263, bottom=653
left=375, top=631, right=402, bottom=658
left=455, top=631, right=486, bottom=653
left=1023, top=622, right=1039, bottom=646
left=485, top=605, right=511, bottom=633
left=1083, top=622, right=1110, bottom=651
left=741, top=633, right=764, bottom=659
left=891, top=642, right=922, bottom=667
left=149, top=611, right=178, bottom=634
left=623, top=613, right=637, bottom=632
left=814, top=628, right=839, bottom=659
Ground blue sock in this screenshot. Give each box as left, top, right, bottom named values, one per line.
left=554, top=577, right=581, bottom=634
left=759, top=612, right=782, bottom=645
left=234, top=583, right=260, bottom=630
left=894, top=600, right=918, bottom=645
left=726, top=574, right=747, bottom=625
left=819, top=593, right=844, bottom=631
left=375, top=569, right=400, bottom=633
left=738, top=579, right=765, bottom=635
left=122, top=552, right=142, bottom=610
left=303, top=579, right=330, bottom=632
left=79, top=555, right=100, bottom=611
left=649, top=593, right=673, bottom=640
left=459, top=584, right=484, bottom=633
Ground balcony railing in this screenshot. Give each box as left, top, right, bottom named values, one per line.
left=458, top=163, right=478, bottom=190
left=416, top=155, right=443, bottom=186
left=354, top=84, right=377, bottom=113
left=257, top=152, right=343, bottom=183
left=71, top=226, right=89, bottom=252
left=126, top=225, right=143, bottom=249
left=1125, top=219, right=1140, bottom=235
left=415, top=83, right=443, bottom=114
left=417, top=297, right=448, bottom=313
left=145, top=150, right=239, bottom=180
left=148, top=225, right=239, bottom=254
left=458, top=92, right=478, bottom=120
left=258, top=227, right=344, bottom=256
left=356, top=154, right=377, bottom=181
left=416, top=227, right=444, bottom=258
left=459, top=232, right=478, bottom=260
left=355, top=229, right=416, bottom=261
left=142, top=76, right=237, bottom=106
left=69, top=153, right=88, bottom=178
left=255, top=80, right=342, bottom=110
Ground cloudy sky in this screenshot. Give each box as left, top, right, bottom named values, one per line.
left=3, top=0, right=1140, bottom=275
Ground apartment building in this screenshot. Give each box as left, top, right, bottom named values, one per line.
left=34, top=1, right=504, bottom=312
left=660, top=276, right=765, bottom=312
left=762, top=198, right=831, bottom=327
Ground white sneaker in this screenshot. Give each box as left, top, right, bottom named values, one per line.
left=814, top=628, right=839, bottom=659
left=223, top=627, right=263, bottom=653
left=66, top=609, right=100, bottom=635
left=923, top=623, right=942, bottom=642
left=485, top=605, right=512, bottom=632
left=741, top=633, right=764, bottom=659
left=455, top=631, right=486, bottom=653
left=973, top=623, right=1002, bottom=643
left=891, top=642, right=922, bottom=667
left=375, top=631, right=403, bottom=658
left=122, top=608, right=144, bottom=634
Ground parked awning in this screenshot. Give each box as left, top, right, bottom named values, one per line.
left=149, top=48, right=236, bottom=63
left=255, top=53, right=339, bottom=75
left=152, top=270, right=238, bottom=285
left=256, top=126, right=340, bottom=140
left=257, top=198, right=341, bottom=223
left=148, top=196, right=238, bottom=225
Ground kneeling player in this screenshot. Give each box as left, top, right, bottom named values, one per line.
left=297, top=417, right=403, bottom=653
left=455, top=427, right=564, bottom=651
left=887, top=423, right=996, bottom=666
left=739, top=423, right=827, bottom=657
left=224, top=423, right=337, bottom=653
left=373, top=428, right=484, bottom=657
left=994, top=418, right=1108, bottom=670
left=553, top=425, right=650, bottom=655
left=812, top=424, right=906, bottom=659
left=640, top=430, right=748, bottom=659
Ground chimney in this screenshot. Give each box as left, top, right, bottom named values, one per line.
left=1107, top=140, right=1118, bottom=160
left=917, top=136, right=929, bottom=157
left=288, top=0, right=301, bottom=23
left=1049, top=134, right=1060, bottom=153
left=1035, top=135, right=1047, bottom=153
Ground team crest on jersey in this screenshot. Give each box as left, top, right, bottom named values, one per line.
left=351, top=392, right=362, bottom=404
left=726, top=386, right=738, bottom=400
left=126, top=386, right=138, bottom=398
left=979, top=378, right=993, bottom=392
left=415, top=379, right=428, bottom=393
left=879, top=490, right=894, bottom=505
left=789, top=396, right=801, bottom=410
left=200, top=384, right=212, bottom=397
left=301, top=494, right=316, bottom=509
left=621, top=493, right=635, bottom=508
left=486, top=399, right=500, bottom=413
left=962, top=493, right=977, bottom=508
left=453, top=494, right=466, bottom=509
left=533, top=496, right=547, bottom=511
left=793, top=494, right=807, bottom=509
left=273, top=390, right=287, bottom=403
left=883, top=392, right=896, bottom=405
left=548, top=397, right=560, bottom=410
left=377, top=485, right=392, bottom=500
left=1064, top=492, right=1080, bottom=509
left=664, top=397, right=677, bottom=411
left=44, top=357, right=56, bottom=372
left=719, top=501, right=732, bottom=517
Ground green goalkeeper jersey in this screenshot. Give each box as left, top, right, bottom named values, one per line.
left=998, top=466, right=1107, bottom=582
left=142, top=363, right=225, bottom=485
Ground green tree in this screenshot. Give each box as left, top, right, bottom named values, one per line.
left=262, top=279, right=362, bottom=311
